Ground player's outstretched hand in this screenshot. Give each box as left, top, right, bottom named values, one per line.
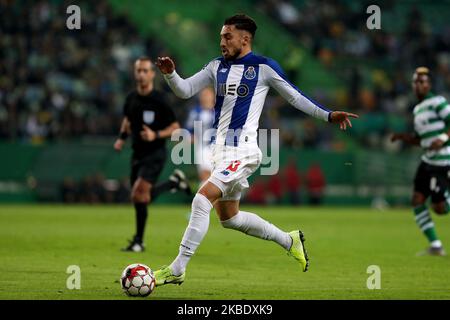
left=390, top=133, right=406, bottom=142
left=390, top=132, right=421, bottom=146
left=113, top=139, right=125, bottom=152
left=429, top=138, right=446, bottom=151
left=140, top=125, right=157, bottom=142
left=330, top=111, right=359, bottom=130
left=156, top=57, right=175, bottom=74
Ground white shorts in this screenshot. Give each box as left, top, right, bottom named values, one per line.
left=195, top=145, right=213, bottom=173
left=208, top=143, right=262, bottom=201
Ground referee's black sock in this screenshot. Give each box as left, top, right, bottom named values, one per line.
left=151, top=180, right=177, bottom=201
left=134, top=202, right=148, bottom=243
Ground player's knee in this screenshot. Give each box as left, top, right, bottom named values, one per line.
left=197, top=188, right=212, bottom=202
left=220, top=217, right=235, bottom=229
left=131, top=192, right=149, bottom=204
left=432, top=203, right=448, bottom=215
left=220, top=211, right=242, bottom=230
left=216, top=202, right=239, bottom=223
left=198, top=182, right=222, bottom=203
left=220, top=219, right=233, bottom=229
left=199, top=170, right=211, bottom=182
left=412, top=194, right=426, bottom=207
left=131, top=185, right=151, bottom=203
left=191, top=193, right=213, bottom=217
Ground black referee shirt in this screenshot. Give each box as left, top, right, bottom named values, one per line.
left=123, top=89, right=177, bottom=158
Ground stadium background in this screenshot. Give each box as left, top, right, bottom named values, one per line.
left=1, top=0, right=450, bottom=207
left=2, top=0, right=450, bottom=301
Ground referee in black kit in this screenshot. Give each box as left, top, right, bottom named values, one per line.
left=114, top=57, right=191, bottom=252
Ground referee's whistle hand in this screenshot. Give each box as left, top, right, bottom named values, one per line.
left=114, top=139, right=124, bottom=152
left=140, top=125, right=157, bottom=142
left=429, top=139, right=445, bottom=151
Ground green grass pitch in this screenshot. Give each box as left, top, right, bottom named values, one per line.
left=0, top=204, right=449, bottom=300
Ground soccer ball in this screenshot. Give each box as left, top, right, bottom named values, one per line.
left=120, top=263, right=156, bottom=297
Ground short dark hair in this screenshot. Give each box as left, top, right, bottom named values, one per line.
left=135, top=56, right=154, bottom=69
left=136, top=56, right=153, bottom=64
left=224, top=14, right=257, bottom=38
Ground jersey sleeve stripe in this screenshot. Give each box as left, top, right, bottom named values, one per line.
left=438, top=104, right=450, bottom=119
left=414, top=105, right=434, bottom=115
left=436, top=101, right=449, bottom=113
left=419, top=128, right=445, bottom=139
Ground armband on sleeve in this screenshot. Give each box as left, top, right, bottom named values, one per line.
left=119, top=131, right=129, bottom=140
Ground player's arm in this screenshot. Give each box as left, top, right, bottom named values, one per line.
left=263, top=61, right=358, bottom=129
left=140, top=101, right=180, bottom=142
left=114, top=117, right=130, bottom=152
left=140, top=122, right=180, bottom=142
left=428, top=98, right=450, bottom=150
left=154, top=121, right=181, bottom=139
left=156, top=57, right=213, bottom=99
left=390, top=132, right=420, bottom=146
left=431, top=119, right=450, bottom=150
left=428, top=131, right=450, bottom=150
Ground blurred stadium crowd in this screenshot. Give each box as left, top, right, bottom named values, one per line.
left=0, top=0, right=165, bottom=142
left=60, top=174, right=131, bottom=203
left=1, top=0, right=449, bottom=151
left=256, top=0, right=450, bottom=150
left=2, top=0, right=447, bottom=205
left=59, top=160, right=326, bottom=205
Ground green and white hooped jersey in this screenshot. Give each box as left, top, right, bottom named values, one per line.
left=413, top=93, right=450, bottom=166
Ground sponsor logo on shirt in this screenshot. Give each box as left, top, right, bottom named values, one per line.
left=217, top=83, right=249, bottom=97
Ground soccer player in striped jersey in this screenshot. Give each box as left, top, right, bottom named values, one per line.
left=391, top=67, right=449, bottom=256
left=153, top=14, right=358, bottom=285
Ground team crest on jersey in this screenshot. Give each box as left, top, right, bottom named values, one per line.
left=143, top=110, right=155, bottom=124
left=244, top=66, right=256, bottom=80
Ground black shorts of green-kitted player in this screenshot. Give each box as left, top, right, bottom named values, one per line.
left=414, top=161, right=450, bottom=203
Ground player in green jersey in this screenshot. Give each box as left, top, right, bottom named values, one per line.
left=392, top=67, right=450, bottom=256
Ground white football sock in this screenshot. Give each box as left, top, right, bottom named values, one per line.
left=220, top=210, right=292, bottom=250
left=431, top=240, right=443, bottom=248
left=170, top=193, right=212, bottom=276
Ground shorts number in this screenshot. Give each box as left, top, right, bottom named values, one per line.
left=430, top=177, right=438, bottom=192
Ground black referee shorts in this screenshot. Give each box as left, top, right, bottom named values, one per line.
left=413, top=161, right=450, bottom=203
left=130, top=149, right=167, bottom=186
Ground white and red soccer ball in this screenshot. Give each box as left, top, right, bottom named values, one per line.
left=120, top=263, right=156, bottom=297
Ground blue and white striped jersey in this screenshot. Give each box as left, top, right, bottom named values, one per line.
left=413, top=93, right=450, bottom=166
left=164, top=52, right=331, bottom=146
